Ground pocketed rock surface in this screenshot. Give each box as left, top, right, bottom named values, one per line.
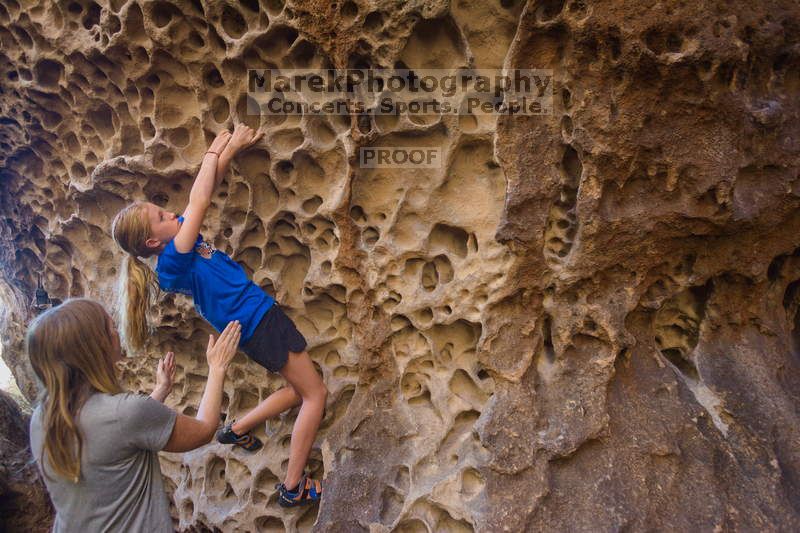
left=2, top=0, right=800, bottom=531
left=0, top=390, right=53, bottom=532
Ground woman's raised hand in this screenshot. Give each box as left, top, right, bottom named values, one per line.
left=206, top=320, right=241, bottom=372
left=227, top=123, right=264, bottom=153
left=208, top=129, right=232, bottom=154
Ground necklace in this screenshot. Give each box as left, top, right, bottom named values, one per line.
left=195, top=239, right=217, bottom=259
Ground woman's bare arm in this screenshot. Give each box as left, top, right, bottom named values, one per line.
left=163, top=320, right=241, bottom=453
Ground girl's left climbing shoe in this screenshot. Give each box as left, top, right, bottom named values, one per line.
left=216, top=422, right=263, bottom=452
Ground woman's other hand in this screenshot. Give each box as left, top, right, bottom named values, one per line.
left=151, top=351, right=176, bottom=403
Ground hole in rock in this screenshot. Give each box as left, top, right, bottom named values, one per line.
left=364, top=11, right=383, bottom=30
left=429, top=223, right=469, bottom=258
left=221, top=5, right=247, bottom=38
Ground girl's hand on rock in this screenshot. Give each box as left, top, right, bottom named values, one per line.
left=227, top=123, right=264, bottom=153
left=208, top=129, right=232, bottom=154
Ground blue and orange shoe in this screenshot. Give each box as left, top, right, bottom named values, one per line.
left=216, top=422, right=263, bottom=452
left=275, top=474, right=322, bottom=507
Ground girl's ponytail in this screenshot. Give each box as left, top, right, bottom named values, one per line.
left=118, top=253, right=154, bottom=352
left=111, top=202, right=157, bottom=353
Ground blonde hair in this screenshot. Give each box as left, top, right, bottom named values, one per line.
left=111, top=202, right=157, bottom=352
left=26, top=298, right=123, bottom=483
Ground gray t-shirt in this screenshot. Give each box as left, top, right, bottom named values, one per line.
left=29, top=392, right=178, bottom=533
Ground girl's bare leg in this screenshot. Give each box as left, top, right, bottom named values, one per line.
left=231, top=386, right=301, bottom=435
left=278, top=350, right=328, bottom=489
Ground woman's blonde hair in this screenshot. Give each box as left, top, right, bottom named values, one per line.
left=111, top=202, right=157, bottom=352
left=26, top=298, right=123, bottom=483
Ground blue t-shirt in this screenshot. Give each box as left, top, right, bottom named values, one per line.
left=155, top=216, right=274, bottom=344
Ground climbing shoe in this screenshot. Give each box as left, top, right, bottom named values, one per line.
left=215, top=422, right=263, bottom=452
left=275, top=474, right=322, bottom=507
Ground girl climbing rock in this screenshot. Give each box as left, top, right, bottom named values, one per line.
left=111, top=124, right=326, bottom=507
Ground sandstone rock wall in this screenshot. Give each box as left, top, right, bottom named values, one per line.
left=1, top=0, right=799, bottom=531
left=0, top=390, right=53, bottom=532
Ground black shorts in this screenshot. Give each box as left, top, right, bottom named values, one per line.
left=240, top=304, right=307, bottom=373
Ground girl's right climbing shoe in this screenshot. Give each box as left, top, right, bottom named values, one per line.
left=216, top=422, right=263, bottom=452
left=275, top=475, right=322, bottom=507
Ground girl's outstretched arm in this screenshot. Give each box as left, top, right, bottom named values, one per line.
left=175, top=125, right=263, bottom=253
left=173, top=130, right=232, bottom=253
